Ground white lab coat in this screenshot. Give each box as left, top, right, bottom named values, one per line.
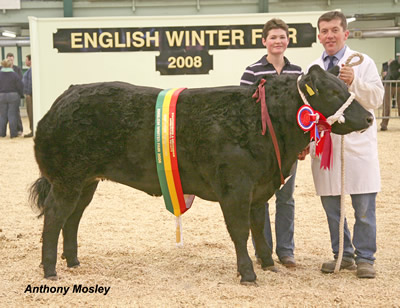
left=308, top=47, right=384, bottom=196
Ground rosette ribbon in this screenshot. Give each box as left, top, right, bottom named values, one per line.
left=296, top=104, right=333, bottom=170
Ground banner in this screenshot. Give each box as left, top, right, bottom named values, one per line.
left=53, top=23, right=316, bottom=75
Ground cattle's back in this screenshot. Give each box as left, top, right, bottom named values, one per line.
left=33, top=82, right=258, bottom=183
left=34, top=82, right=161, bottom=179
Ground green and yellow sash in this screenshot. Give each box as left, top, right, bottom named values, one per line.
left=155, top=88, right=195, bottom=245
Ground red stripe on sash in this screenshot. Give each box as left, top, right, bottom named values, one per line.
left=169, top=88, right=188, bottom=214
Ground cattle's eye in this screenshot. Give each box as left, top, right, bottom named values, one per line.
left=329, top=88, right=342, bottom=97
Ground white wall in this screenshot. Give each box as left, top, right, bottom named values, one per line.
left=29, top=12, right=328, bottom=130
left=347, top=37, right=395, bottom=76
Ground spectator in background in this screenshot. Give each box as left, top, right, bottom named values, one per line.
left=380, top=55, right=400, bottom=131
left=0, top=58, right=24, bottom=138
left=6, top=52, right=22, bottom=79
left=23, top=54, right=33, bottom=137
left=4, top=53, right=23, bottom=135
left=380, top=59, right=391, bottom=80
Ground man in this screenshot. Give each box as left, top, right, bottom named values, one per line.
left=309, top=11, right=384, bottom=278
left=22, top=54, right=33, bottom=137
left=6, top=52, right=22, bottom=79
left=380, top=59, right=390, bottom=80
left=4, top=53, right=23, bottom=135
left=380, top=56, right=400, bottom=131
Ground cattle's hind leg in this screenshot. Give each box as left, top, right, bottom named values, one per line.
left=62, top=181, right=99, bottom=268
left=42, top=184, right=81, bottom=280
left=250, top=203, right=277, bottom=272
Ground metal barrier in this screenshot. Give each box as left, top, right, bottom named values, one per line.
left=377, top=80, right=400, bottom=120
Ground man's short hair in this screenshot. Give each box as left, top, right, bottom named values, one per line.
left=317, top=11, right=347, bottom=31
left=26, top=54, right=31, bottom=61
left=262, top=18, right=289, bottom=39
left=6, top=52, right=14, bottom=58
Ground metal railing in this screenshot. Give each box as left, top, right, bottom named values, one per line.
left=376, top=80, right=400, bottom=120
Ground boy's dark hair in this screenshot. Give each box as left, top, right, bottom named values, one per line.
left=27, top=54, right=31, bottom=61
left=317, top=11, right=347, bottom=31
left=262, top=18, right=289, bottom=39
left=6, top=52, right=14, bottom=58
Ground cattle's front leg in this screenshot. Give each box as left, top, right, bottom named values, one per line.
left=219, top=200, right=256, bottom=285
left=250, top=202, right=277, bottom=271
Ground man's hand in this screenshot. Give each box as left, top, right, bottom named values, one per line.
left=339, top=65, right=354, bottom=86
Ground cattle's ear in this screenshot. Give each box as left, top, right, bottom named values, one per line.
left=328, top=65, right=340, bottom=76
left=301, top=73, right=318, bottom=97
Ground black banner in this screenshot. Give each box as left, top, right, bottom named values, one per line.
left=53, top=24, right=316, bottom=75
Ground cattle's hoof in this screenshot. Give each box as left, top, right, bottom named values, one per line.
left=66, top=258, right=80, bottom=268
left=62, top=254, right=80, bottom=268
left=262, top=265, right=279, bottom=273
left=39, top=263, right=43, bottom=268
left=240, top=280, right=258, bottom=287
left=46, top=275, right=59, bottom=281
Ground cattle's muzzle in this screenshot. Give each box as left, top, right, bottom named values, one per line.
left=358, top=115, right=373, bottom=133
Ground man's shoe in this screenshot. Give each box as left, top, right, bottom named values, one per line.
left=279, top=256, right=296, bottom=268
left=321, top=259, right=356, bottom=273
left=357, top=262, right=376, bottom=279
left=24, top=132, right=33, bottom=138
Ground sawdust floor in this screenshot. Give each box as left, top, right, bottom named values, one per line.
left=1, top=116, right=399, bottom=307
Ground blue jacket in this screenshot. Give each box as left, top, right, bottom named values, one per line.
left=23, top=68, right=32, bottom=95
left=0, top=69, right=24, bottom=97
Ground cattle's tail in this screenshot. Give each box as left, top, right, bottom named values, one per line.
left=29, top=176, right=51, bottom=217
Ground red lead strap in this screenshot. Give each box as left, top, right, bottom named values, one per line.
left=252, top=79, right=285, bottom=185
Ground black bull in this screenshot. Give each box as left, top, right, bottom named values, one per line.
left=30, top=65, right=373, bottom=284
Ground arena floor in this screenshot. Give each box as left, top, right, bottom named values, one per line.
left=1, top=116, right=399, bottom=307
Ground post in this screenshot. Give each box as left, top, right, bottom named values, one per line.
left=63, top=0, right=73, bottom=17
left=259, top=0, right=269, bottom=13
left=17, top=46, right=23, bottom=68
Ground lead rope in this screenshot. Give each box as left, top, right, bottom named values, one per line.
left=334, top=52, right=364, bottom=273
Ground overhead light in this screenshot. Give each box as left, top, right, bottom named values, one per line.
left=2, top=30, right=16, bottom=38
left=346, top=17, right=356, bottom=24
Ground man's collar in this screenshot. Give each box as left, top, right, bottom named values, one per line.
left=323, top=45, right=347, bottom=61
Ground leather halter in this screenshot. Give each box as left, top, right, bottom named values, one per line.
left=252, top=79, right=285, bottom=185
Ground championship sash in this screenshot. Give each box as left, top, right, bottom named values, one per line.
left=155, top=88, right=195, bottom=219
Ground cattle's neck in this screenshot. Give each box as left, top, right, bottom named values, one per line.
left=262, top=74, right=311, bottom=176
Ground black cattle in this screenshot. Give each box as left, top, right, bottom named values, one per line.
left=30, top=65, right=373, bottom=284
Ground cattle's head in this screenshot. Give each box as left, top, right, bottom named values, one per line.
left=298, top=65, right=374, bottom=135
